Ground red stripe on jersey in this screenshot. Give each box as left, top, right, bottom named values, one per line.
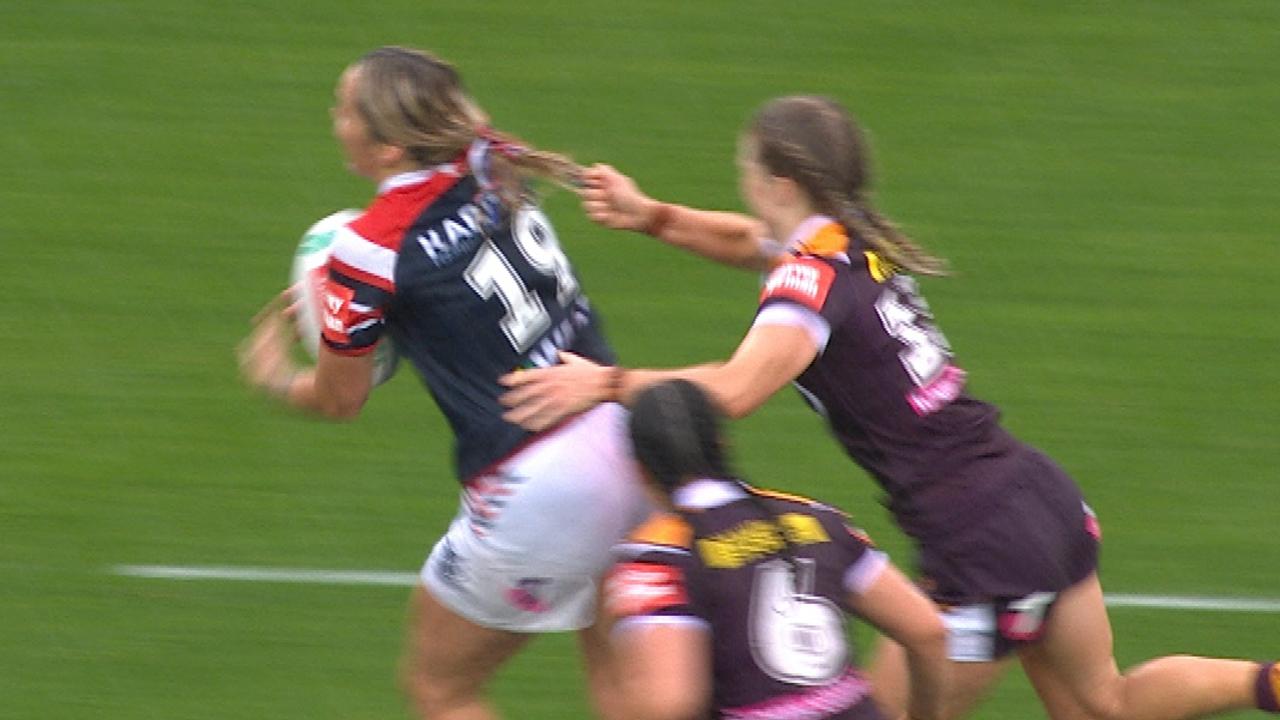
left=349, top=164, right=465, bottom=252
left=320, top=282, right=356, bottom=346
left=760, top=258, right=835, bottom=312
left=605, top=562, right=688, bottom=617
left=330, top=256, right=396, bottom=294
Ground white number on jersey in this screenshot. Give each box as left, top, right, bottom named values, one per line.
left=748, top=559, right=847, bottom=686
left=873, top=275, right=952, bottom=385
left=463, top=208, right=577, bottom=352
left=512, top=207, right=579, bottom=306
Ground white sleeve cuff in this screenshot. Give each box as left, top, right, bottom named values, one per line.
left=843, top=548, right=889, bottom=595
left=752, top=304, right=831, bottom=353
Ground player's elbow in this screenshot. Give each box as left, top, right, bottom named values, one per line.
left=712, top=384, right=767, bottom=420
left=903, top=612, right=948, bottom=659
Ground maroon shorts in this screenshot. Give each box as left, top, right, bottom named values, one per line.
left=916, top=450, right=1101, bottom=658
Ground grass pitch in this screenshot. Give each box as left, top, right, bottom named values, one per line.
left=2, top=2, right=1278, bottom=718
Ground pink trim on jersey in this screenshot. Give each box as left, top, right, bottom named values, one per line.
left=842, top=548, right=888, bottom=595
left=752, top=304, right=831, bottom=353
left=723, top=668, right=871, bottom=720
left=906, top=363, right=967, bottom=416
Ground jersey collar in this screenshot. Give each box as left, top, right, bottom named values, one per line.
left=785, top=214, right=850, bottom=261
left=376, top=159, right=465, bottom=195
left=673, top=478, right=747, bottom=510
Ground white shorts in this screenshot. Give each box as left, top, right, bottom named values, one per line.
left=421, top=404, right=652, bottom=633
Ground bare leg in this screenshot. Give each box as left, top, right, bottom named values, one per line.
left=578, top=615, right=626, bottom=720
left=1019, top=573, right=1263, bottom=720
left=868, top=634, right=1012, bottom=719
left=401, top=587, right=531, bottom=720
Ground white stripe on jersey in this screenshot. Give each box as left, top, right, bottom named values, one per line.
left=842, top=548, right=889, bottom=595
left=753, top=303, right=832, bottom=352
left=612, top=615, right=711, bottom=637
left=330, top=226, right=399, bottom=287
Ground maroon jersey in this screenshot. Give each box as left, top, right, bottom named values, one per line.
left=754, top=217, right=1026, bottom=544
left=606, top=479, right=888, bottom=720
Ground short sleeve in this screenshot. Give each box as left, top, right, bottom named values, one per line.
left=605, top=553, right=708, bottom=633
left=754, top=257, right=854, bottom=354
left=815, top=510, right=889, bottom=596
left=321, top=225, right=396, bottom=355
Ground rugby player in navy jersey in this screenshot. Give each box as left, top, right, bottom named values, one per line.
left=500, top=95, right=1280, bottom=720
left=238, top=47, right=650, bottom=720
left=606, top=379, right=949, bottom=720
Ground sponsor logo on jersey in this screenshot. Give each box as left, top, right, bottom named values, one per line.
left=696, top=513, right=831, bottom=569
left=605, top=562, right=687, bottom=617
left=320, top=282, right=356, bottom=345
left=760, top=259, right=835, bottom=311
left=905, top=363, right=966, bottom=416
left=416, top=201, right=491, bottom=266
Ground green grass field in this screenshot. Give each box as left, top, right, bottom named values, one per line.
left=3, top=2, right=1278, bottom=718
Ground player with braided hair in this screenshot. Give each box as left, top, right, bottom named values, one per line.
left=238, top=46, right=650, bottom=720
left=608, top=379, right=949, bottom=720
left=500, top=95, right=1280, bottom=720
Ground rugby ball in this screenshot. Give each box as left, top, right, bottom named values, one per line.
left=290, top=209, right=399, bottom=386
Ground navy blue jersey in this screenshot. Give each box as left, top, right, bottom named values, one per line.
left=321, top=144, right=614, bottom=481
left=606, top=479, right=888, bottom=720
left=754, top=218, right=1025, bottom=544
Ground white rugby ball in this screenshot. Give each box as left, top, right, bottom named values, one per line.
left=290, top=209, right=399, bottom=386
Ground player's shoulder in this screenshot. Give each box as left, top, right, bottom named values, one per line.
left=759, top=252, right=844, bottom=311
left=347, top=166, right=470, bottom=252
left=745, top=483, right=836, bottom=514
left=745, top=484, right=877, bottom=547
left=615, top=512, right=694, bottom=558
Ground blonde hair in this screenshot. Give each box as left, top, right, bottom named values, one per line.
left=350, top=46, right=582, bottom=206
left=749, top=95, right=948, bottom=277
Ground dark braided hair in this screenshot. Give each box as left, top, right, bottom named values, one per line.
left=748, top=95, right=948, bottom=277
left=629, top=380, right=802, bottom=570
left=629, top=379, right=732, bottom=492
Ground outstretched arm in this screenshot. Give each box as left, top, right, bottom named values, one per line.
left=499, top=322, right=818, bottom=430
left=580, top=164, right=782, bottom=272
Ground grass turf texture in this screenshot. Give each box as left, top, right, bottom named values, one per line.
left=3, top=2, right=1278, bottom=718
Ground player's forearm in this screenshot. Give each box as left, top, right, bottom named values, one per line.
left=611, top=363, right=765, bottom=419
left=268, top=369, right=359, bottom=420
left=643, top=202, right=780, bottom=272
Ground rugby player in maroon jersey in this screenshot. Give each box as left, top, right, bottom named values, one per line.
left=500, top=95, right=1279, bottom=720
left=606, top=379, right=949, bottom=720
